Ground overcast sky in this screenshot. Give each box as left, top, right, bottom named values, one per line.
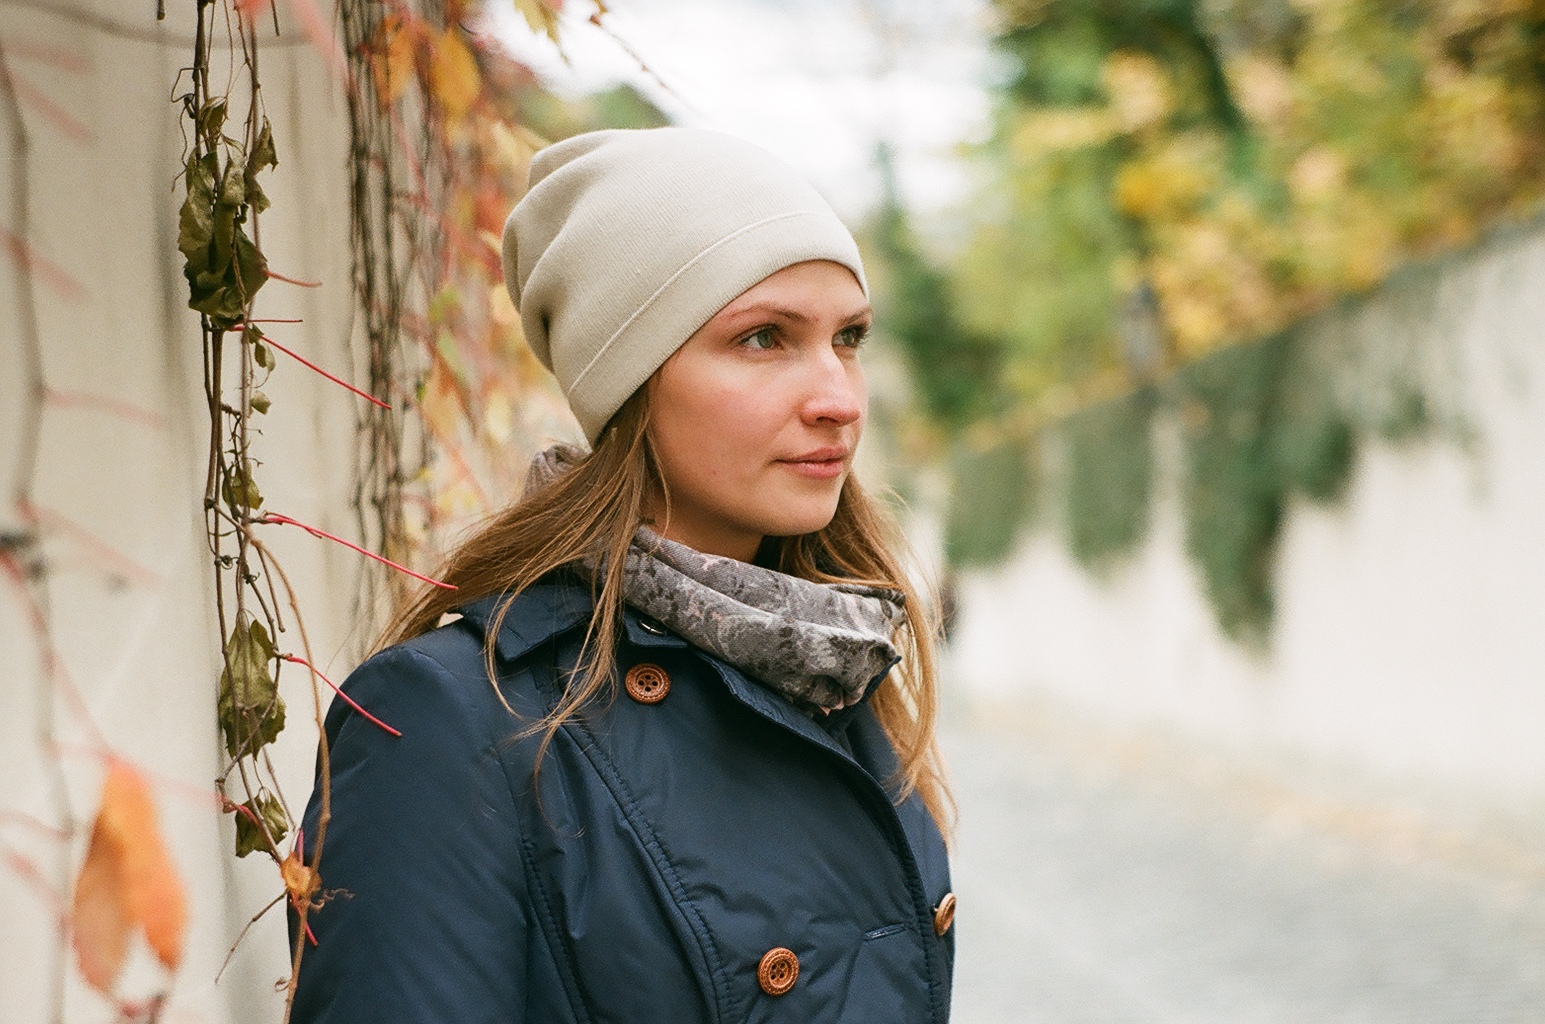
left=486, top=0, right=999, bottom=222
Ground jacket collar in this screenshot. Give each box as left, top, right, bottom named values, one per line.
left=455, top=576, right=700, bottom=663
left=455, top=580, right=593, bottom=663
left=457, top=576, right=887, bottom=765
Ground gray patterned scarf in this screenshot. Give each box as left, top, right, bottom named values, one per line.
left=528, top=445, right=906, bottom=712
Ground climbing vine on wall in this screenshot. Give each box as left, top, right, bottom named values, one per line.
left=180, top=0, right=645, bottom=1014
left=178, top=1, right=344, bottom=1010
left=177, top=0, right=571, bottom=1013
left=340, top=0, right=602, bottom=621
left=4, top=0, right=646, bottom=1016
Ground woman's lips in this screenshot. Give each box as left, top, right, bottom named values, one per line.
left=782, top=459, right=845, bottom=479
left=778, top=447, right=848, bottom=479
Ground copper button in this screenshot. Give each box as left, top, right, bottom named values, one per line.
left=624, top=663, right=670, bottom=704
left=757, top=947, right=799, bottom=996
left=933, top=892, right=956, bottom=937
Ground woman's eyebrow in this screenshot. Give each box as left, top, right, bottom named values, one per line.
left=723, top=302, right=873, bottom=324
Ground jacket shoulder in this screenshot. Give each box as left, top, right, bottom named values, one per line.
left=450, top=575, right=594, bottom=664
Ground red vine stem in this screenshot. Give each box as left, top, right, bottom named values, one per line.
left=4, top=39, right=91, bottom=75
left=585, top=11, right=697, bottom=114
left=0, top=223, right=84, bottom=298
left=276, top=0, right=349, bottom=82
left=280, top=655, right=401, bottom=736
left=224, top=796, right=270, bottom=838
left=220, top=796, right=309, bottom=944
left=19, top=500, right=165, bottom=586
left=242, top=330, right=391, bottom=409
left=254, top=513, right=456, bottom=589
left=265, top=268, right=322, bottom=287
left=43, top=387, right=166, bottom=428
left=1, top=844, right=65, bottom=923
left=0, top=550, right=109, bottom=750
left=288, top=827, right=318, bottom=946
left=9, top=73, right=91, bottom=141
left=55, top=745, right=250, bottom=817
left=0, top=809, right=70, bottom=842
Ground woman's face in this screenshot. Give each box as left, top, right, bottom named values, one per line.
left=645, top=260, right=870, bottom=561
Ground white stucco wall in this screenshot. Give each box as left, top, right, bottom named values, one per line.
left=948, top=220, right=1545, bottom=806
left=1, top=7, right=361, bottom=1020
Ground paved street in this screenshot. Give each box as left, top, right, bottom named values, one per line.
left=942, top=709, right=1545, bottom=1024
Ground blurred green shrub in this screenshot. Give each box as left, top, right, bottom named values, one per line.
left=944, top=435, right=1039, bottom=567
left=1062, top=387, right=1156, bottom=570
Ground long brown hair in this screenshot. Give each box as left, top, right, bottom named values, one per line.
left=385, top=386, right=954, bottom=833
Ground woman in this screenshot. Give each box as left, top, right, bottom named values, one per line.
left=291, top=127, right=955, bottom=1024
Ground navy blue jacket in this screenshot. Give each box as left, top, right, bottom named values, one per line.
left=291, top=577, right=954, bottom=1022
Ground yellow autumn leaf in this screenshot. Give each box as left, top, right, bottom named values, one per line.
left=429, top=27, right=481, bottom=122
left=514, top=0, right=561, bottom=44
left=483, top=390, right=514, bottom=443
left=1011, top=107, right=1120, bottom=160
left=1102, top=51, right=1172, bottom=133
left=1227, top=53, right=1295, bottom=126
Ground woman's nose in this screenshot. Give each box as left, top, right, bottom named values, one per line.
left=800, top=348, right=866, bottom=427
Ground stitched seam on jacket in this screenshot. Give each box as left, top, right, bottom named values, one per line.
left=396, top=644, right=595, bottom=1024
left=566, top=714, right=735, bottom=1023
left=518, top=833, right=596, bottom=1024
left=483, top=643, right=598, bottom=1024
left=860, top=758, right=946, bottom=1023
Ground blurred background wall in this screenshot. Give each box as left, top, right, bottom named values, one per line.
left=948, top=218, right=1545, bottom=801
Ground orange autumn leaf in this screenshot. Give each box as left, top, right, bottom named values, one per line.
left=280, top=845, right=318, bottom=905
left=372, top=14, right=421, bottom=109
left=420, top=356, right=464, bottom=441
left=72, top=817, right=131, bottom=993
left=472, top=178, right=509, bottom=237
left=429, top=27, right=481, bottom=122
left=71, top=761, right=189, bottom=994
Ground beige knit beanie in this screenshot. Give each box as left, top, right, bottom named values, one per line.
left=502, top=127, right=868, bottom=443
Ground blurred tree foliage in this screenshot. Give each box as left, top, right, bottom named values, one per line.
left=897, top=0, right=1541, bottom=640
left=511, top=82, right=670, bottom=141
left=954, top=0, right=1545, bottom=403
left=870, top=145, right=1006, bottom=429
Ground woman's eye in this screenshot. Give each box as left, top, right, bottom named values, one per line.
left=741, top=328, right=777, bottom=350
left=836, top=323, right=870, bottom=349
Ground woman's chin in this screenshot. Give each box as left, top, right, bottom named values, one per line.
left=754, top=498, right=844, bottom=540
